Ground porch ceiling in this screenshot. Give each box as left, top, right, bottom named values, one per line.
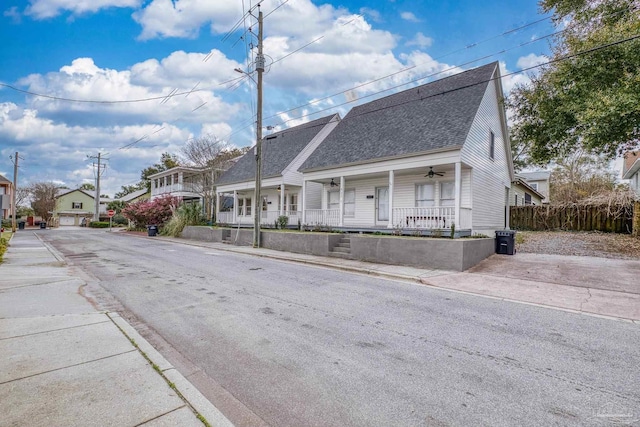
left=309, top=163, right=469, bottom=183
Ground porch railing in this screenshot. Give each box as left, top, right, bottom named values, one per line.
left=392, top=207, right=455, bottom=229
left=305, top=209, right=340, bottom=226
left=262, top=210, right=302, bottom=226
left=217, top=211, right=234, bottom=224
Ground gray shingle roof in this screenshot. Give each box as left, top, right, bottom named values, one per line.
left=517, top=171, right=551, bottom=181
left=299, top=62, right=498, bottom=172
left=216, top=114, right=337, bottom=185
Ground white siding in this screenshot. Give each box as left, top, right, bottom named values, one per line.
left=305, top=181, right=323, bottom=209
left=461, top=76, right=511, bottom=233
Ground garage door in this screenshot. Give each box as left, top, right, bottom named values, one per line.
left=59, top=216, right=76, bottom=226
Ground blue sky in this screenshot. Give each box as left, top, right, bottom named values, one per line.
left=0, top=0, right=557, bottom=196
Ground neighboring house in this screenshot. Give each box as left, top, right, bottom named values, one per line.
left=516, top=171, right=550, bottom=203
left=298, top=62, right=514, bottom=236
left=149, top=166, right=207, bottom=203
left=510, top=176, right=545, bottom=206
left=54, top=189, right=110, bottom=226
left=0, top=174, right=13, bottom=220
left=118, top=188, right=150, bottom=204
left=215, top=114, right=341, bottom=226
left=622, top=151, right=640, bottom=197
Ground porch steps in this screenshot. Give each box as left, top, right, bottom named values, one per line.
left=329, top=235, right=352, bottom=259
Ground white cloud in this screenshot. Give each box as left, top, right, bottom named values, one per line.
left=360, top=7, right=382, bottom=23
left=516, top=53, right=547, bottom=70
left=17, top=55, right=243, bottom=126
left=499, top=61, right=530, bottom=94
left=400, top=12, right=420, bottom=23
left=406, top=32, right=433, bottom=48
left=25, top=0, right=141, bottom=19
left=3, top=6, right=21, bottom=23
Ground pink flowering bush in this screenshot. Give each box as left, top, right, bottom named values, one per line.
left=122, top=196, right=179, bottom=228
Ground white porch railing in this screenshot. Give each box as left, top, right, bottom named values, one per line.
left=392, top=207, right=455, bottom=229
left=217, top=211, right=234, bottom=224
left=261, top=210, right=302, bottom=226
left=305, top=209, right=340, bottom=226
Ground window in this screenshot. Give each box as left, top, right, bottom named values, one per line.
left=515, top=194, right=519, bottom=206
left=72, top=202, right=83, bottom=209
left=289, top=194, right=298, bottom=212
left=530, top=182, right=538, bottom=191
left=416, top=183, right=435, bottom=207
left=328, top=190, right=355, bottom=217
left=245, top=198, right=252, bottom=216
left=524, top=193, right=532, bottom=205
left=489, top=131, right=495, bottom=160
left=440, top=182, right=455, bottom=207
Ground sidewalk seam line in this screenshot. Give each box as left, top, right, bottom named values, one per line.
left=106, top=312, right=211, bottom=427
left=133, top=404, right=187, bottom=426
left=0, top=349, right=136, bottom=385
left=0, top=278, right=83, bottom=290
left=0, top=319, right=111, bottom=341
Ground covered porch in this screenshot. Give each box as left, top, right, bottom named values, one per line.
left=216, top=180, right=302, bottom=227
left=300, top=157, right=474, bottom=234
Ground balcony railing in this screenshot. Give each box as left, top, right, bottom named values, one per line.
left=217, top=211, right=233, bottom=224
left=304, top=209, right=340, bottom=226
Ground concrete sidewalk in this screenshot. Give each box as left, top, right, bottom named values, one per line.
left=150, top=233, right=640, bottom=323
left=0, top=231, right=233, bottom=427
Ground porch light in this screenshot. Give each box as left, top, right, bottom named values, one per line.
left=277, top=185, right=281, bottom=192
left=330, top=178, right=339, bottom=188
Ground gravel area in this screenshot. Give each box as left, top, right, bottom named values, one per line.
left=515, top=231, right=640, bottom=260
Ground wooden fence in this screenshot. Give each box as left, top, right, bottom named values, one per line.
left=510, top=203, right=636, bottom=233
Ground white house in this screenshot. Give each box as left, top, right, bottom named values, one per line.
left=148, top=166, right=208, bottom=203
left=298, top=62, right=515, bottom=236
left=510, top=176, right=545, bottom=206
left=623, top=151, right=640, bottom=197
left=215, top=114, right=341, bottom=226
left=516, top=171, right=551, bottom=203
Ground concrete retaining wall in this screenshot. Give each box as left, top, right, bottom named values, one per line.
left=181, top=226, right=495, bottom=271
left=349, top=235, right=494, bottom=271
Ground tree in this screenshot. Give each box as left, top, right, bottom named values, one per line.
left=30, top=182, right=58, bottom=223
left=508, top=0, right=640, bottom=164
left=15, top=186, right=31, bottom=208
left=79, top=183, right=95, bottom=191
left=107, top=200, right=127, bottom=213
left=141, top=152, right=181, bottom=190
left=115, top=182, right=146, bottom=199
left=549, top=150, right=617, bottom=203
left=121, top=196, right=179, bottom=228
left=179, top=136, right=248, bottom=221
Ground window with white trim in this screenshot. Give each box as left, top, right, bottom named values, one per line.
left=530, top=182, right=538, bottom=191
left=289, top=194, right=298, bottom=212
left=440, top=182, right=455, bottom=207
left=245, top=198, right=252, bottom=216
left=415, top=183, right=435, bottom=207
left=328, top=190, right=355, bottom=217
left=237, top=198, right=244, bottom=216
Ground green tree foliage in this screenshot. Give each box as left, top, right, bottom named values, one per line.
left=114, top=182, right=146, bottom=199
left=141, top=152, right=181, bottom=189
left=78, top=183, right=95, bottom=191
left=508, top=0, right=640, bottom=163
left=107, top=200, right=128, bottom=213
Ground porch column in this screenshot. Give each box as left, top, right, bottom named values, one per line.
left=285, top=193, right=290, bottom=215
left=280, top=183, right=286, bottom=216
left=455, top=161, right=461, bottom=230
left=215, top=192, right=220, bottom=223
left=387, top=170, right=395, bottom=228
left=339, top=176, right=345, bottom=227
left=301, top=180, right=307, bottom=224
left=233, top=190, right=238, bottom=224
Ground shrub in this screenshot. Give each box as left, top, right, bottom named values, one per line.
left=112, top=214, right=128, bottom=225
left=161, top=203, right=205, bottom=237
left=0, top=237, right=9, bottom=263
left=276, top=215, right=289, bottom=229
left=89, top=221, right=110, bottom=228
left=122, top=195, right=179, bottom=228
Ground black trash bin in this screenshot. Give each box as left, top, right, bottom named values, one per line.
left=495, top=230, right=516, bottom=255
left=39, top=222, right=47, bottom=229
left=18, top=222, right=25, bottom=230
left=147, top=225, right=158, bottom=237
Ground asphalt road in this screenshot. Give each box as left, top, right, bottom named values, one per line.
left=39, top=229, right=640, bottom=427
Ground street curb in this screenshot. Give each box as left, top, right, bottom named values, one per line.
left=32, top=231, right=66, bottom=263
left=106, top=312, right=234, bottom=427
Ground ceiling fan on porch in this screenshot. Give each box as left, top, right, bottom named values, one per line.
left=425, top=167, right=445, bottom=178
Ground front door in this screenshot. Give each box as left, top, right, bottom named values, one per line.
left=376, top=187, right=389, bottom=225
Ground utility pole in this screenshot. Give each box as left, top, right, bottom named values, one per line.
left=88, top=152, right=106, bottom=222
left=253, top=8, right=264, bottom=248
left=11, top=152, right=18, bottom=233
